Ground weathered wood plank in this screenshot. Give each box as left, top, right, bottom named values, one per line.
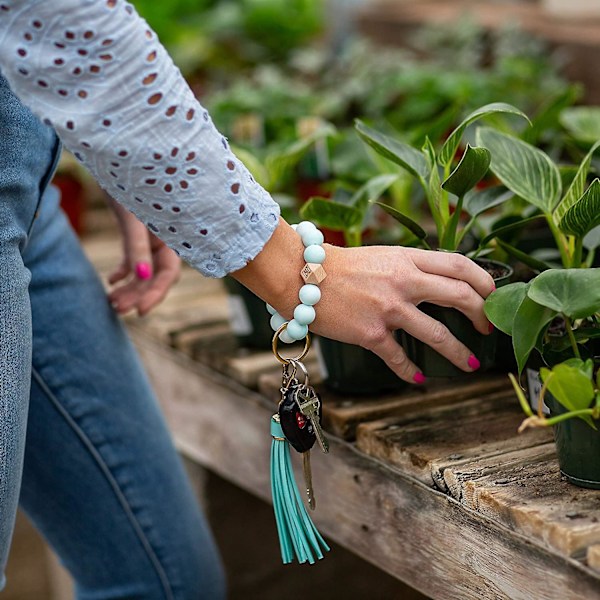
left=130, top=327, right=600, bottom=600
left=139, top=293, right=230, bottom=344
left=443, top=443, right=600, bottom=558
left=323, top=376, right=509, bottom=441
left=587, top=545, right=600, bottom=572
left=356, top=390, right=553, bottom=489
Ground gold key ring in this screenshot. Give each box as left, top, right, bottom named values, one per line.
left=271, top=322, right=311, bottom=365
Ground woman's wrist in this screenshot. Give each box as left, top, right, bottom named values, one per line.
left=230, top=218, right=305, bottom=318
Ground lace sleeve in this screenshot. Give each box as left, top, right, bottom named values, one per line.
left=0, top=0, right=280, bottom=277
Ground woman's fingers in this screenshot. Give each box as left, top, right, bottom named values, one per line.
left=406, top=248, right=495, bottom=299
left=364, top=329, right=425, bottom=384
left=136, top=245, right=180, bottom=316
left=416, top=273, right=491, bottom=335
left=398, top=305, right=480, bottom=373
left=124, top=218, right=154, bottom=281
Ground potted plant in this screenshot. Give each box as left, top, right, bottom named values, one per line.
left=486, top=269, right=600, bottom=488
left=354, top=102, right=527, bottom=376
left=482, top=127, right=600, bottom=487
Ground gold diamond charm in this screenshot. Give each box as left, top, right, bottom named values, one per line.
left=301, top=263, right=327, bottom=285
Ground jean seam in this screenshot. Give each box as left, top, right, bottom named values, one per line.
left=31, top=366, right=176, bottom=600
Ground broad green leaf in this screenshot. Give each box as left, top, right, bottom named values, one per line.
left=350, top=174, right=399, bottom=215
left=495, top=239, right=553, bottom=272
left=554, top=140, right=600, bottom=225
left=299, top=198, right=362, bottom=231
left=513, top=296, right=557, bottom=374
left=560, top=107, right=600, bottom=144
left=464, top=186, right=513, bottom=217
left=559, top=178, right=600, bottom=238
left=441, top=145, right=491, bottom=198
left=439, top=102, right=529, bottom=167
left=476, top=127, right=562, bottom=213
left=373, top=202, right=429, bottom=243
left=484, top=282, right=529, bottom=336
left=528, top=268, right=600, bottom=319
left=355, top=120, right=429, bottom=180
left=540, top=363, right=595, bottom=414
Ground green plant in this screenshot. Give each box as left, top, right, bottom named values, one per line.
left=475, top=126, right=600, bottom=270
left=299, top=174, right=400, bottom=247
left=353, top=103, right=528, bottom=251
left=486, top=267, right=600, bottom=429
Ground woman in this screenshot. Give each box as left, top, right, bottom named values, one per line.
left=0, top=1, right=494, bottom=598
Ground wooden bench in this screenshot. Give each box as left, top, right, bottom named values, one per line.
left=83, top=233, right=600, bottom=599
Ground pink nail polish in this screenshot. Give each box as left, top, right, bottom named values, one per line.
left=468, top=354, right=481, bottom=370
left=488, top=323, right=494, bottom=334
left=413, top=372, right=426, bottom=384
left=491, top=284, right=496, bottom=292
left=136, top=262, right=152, bottom=280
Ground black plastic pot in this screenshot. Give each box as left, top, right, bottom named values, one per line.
left=316, top=337, right=408, bottom=395
left=546, top=393, right=600, bottom=490
left=399, top=258, right=513, bottom=377
left=223, top=277, right=273, bottom=350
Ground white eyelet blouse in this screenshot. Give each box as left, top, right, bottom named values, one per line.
left=0, top=0, right=280, bottom=277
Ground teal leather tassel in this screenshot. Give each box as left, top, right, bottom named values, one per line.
left=270, top=415, right=330, bottom=564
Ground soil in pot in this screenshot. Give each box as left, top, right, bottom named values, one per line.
left=223, top=277, right=273, bottom=350
left=546, top=393, right=600, bottom=490
left=399, top=258, right=513, bottom=377
left=316, top=336, right=408, bottom=395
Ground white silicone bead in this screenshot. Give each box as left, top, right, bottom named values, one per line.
left=298, top=284, right=321, bottom=306
left=300, top=228, right=324, bottom=247
left=269, top=312, right=287, bottom=332
left=265, top=303, right=277, bottom=315
left=294, top=304, right=316, bottom=325
left=295, top=221, right=317, bottom=239
left=286, top=319, right=309, bottom=340
left=279, top=329, right=295, bottom=344
left=303, top=244, right=326, bottom=264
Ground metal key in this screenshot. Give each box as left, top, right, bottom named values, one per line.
left=295, top=386, right=329, bottom=454
left=302, top=451, right=316, bottom=510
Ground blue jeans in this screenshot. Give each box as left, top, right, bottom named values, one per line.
left=0, top=76, right=225, bottom=599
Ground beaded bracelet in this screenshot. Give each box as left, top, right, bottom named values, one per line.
left=266, top=221, right=326, bottom=344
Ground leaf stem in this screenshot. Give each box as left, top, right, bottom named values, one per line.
left=542, top=409, right=595, bottom=426
left=563, top=316, right=581, bottom=359
left=573, top=236, right=583, bottom=269
left=546, top=213, right=571, bottom=267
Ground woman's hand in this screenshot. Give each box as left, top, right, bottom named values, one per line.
left=312, top=244, right=495, bottom=383
left=107, top=199, right=181, bottom=317
left=233, top=220, right=495, bottom=384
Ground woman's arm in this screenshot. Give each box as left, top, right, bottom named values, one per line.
left=0, top=0, right=495, bottom=380
left=0, top=0, right=279, bottom=278
left=233, top=218, right=495, bottom=382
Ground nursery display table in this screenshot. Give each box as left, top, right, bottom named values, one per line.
left=84, top=233, right=600, bottom=600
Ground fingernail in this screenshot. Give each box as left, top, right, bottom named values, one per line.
left=488, top=322, right=494, bottom=334
left=468, top=354, right=481, bottom=370
left=413, top=372, right=426, bottom=384
left=136, top=262, right=152, bottom=280
left=491, top=284, right=496, bottom=292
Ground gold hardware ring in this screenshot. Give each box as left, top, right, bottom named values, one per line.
left=271, top=322, right=311, bottom=365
